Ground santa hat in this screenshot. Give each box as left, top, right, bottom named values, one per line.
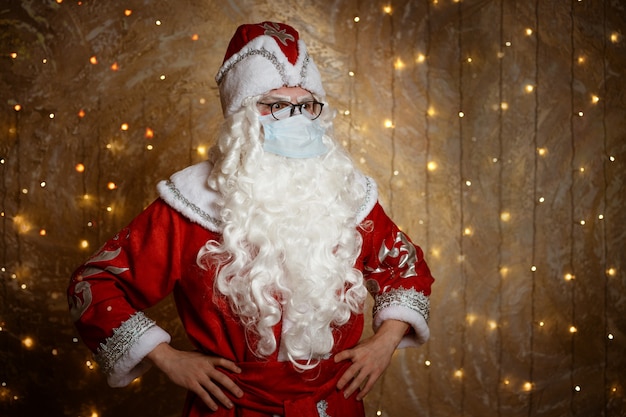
left=215, top=22, right=326, bottom=117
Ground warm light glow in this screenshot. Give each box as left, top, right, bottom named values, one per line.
left=537, top=147, right=547, bottom=156
left=383, top=5, right=392, bottom=14
left=156, top=20, right=162, bottom=26
left=78, top=109, right=86, bottom=118
left=39, top=229, right=46, bottom=236
left=124, top=9, right=132, bottom=16
left=488, top=320, right=498, bottom=330
left=416, top=53, right=426, bottom=63
left=458, top=111, right=465, bottom=118
left=197, top=145, right=207, bottom=156
left=592, top=95, right=600, bottom=103
left=463, top=227, right=472, bottom=236
left=394, top=58, right=405, bottom=70
left=610, top=32, right=620, bottom=43
left=384, top=119, right=394, bottom=128
left=80, top=240, right=89, bottom=249
left=107, top=182, right=117, bottom=190
left=531, top=265, right=537, bottom=272
left=90, top=412, right=99, bottom=417
left=191, top=34, right=199, bottom=41
left=22, top=337, right=34, bottom=349
left=427, top=106, right=436, bottom=117
left=425, top=360, right=431, bottom=367
left=14, top=104, right=21, bottom=111
left=577, top=56, right=585, bottom=64
left=13, top=215, right=32, bottom=234
left=90, top=55, right=98, bottom=65
left=110, top=62, right=119, bottom=71
left=608, top=333, right=614, bottom=340
left=465, top=180, right=472, bottom=187
left=466, top=314, right=477, bottom=325
left=354, top=16, right=360, bottom=23
left=427, top=161, right=438, bottom=171
left=120, top=123, right=129, bottom=131
left=564, top=273, right=575, bottom=281
left=538, top=196, right=545, bottom=203
left=539, top=321, right=545, bottom=327
left=525, top=28, right=533, bottom=36
left=500, top=211, right=511, bottom=222
left=75, top=163, right=85, bottom=173
left=145, top=127, right=154, bottom=138
left=607, top=267, right=616, bottom=277
left=10, top=52, right=18, bottom=59
left=525, top=84, right=534, bottom=93
left=499, top=267, right=509, bottom=277
left=454, top=369, right=464, bottom=379
left=523, top=382, right=533, bottom=392
left=569, top=326, right=577, bottom=333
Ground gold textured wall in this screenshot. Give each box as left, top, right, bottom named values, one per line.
left=1, top=0, right=625, bottom=416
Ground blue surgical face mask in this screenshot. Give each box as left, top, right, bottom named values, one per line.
left=259, top=111, right=328, bottom=159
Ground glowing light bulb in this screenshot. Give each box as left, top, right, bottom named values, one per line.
left=488, top=320, right=498, bottom=330
left=425, top=360, right=431, bottom=366
left=607, top=267, right=616, bottom=276
left=75, top=163, right=85, bottom=173
left=564, top=273, right=574, bottom=281
left=121, top=123, right=129, bottom=131
left=14, top=104, right=21, bottom=111
left=531, top=265, right=537, bottom=272
left=458, top=111, right=465, bottom=118
left=454, top=369, right=464, bottom=378
left=463, top=227, right=472, bottom=236
left=78, top=109, right=86, bottom=118
left=608, top=333, right=614, bottom=340
left=90, top=56, right=98, bottom=65
left=416, top=53, right=426, bottom=63
left=384, top=119, right=394, bottom=128
left=539, top=321, right=545, bottom=327
left=592, top=95, right=600, bottom=103
left=394, top=58, right=405, bottom=70
left=110, top=62, right=119, bottom=71
left=569, top=326, right=577, bottom=333
left=22, top=337, right=34, bottom=348
left=354, top=16, right=360, bottom=23
left=427, top=161, right=438, bottom=171
left=537, top=147, right=547, bottom=156
left=525, top=84, right=535, bottom=93
left=124, top=9, right=132, bottom=16
left=525, top=28, right=533, bottom=36
left=107, top=182, right=117, bottom=190
left=145, top=127, right=154, bottom=138
left=383, top=5, right=392, bottom=14
left=523, top=382, right=533, bottom=392
left=500, top=211, right=511, bottom=222
left=10, top=52, right=18, bottom=59
left=191, top=34, right=199, bottom=41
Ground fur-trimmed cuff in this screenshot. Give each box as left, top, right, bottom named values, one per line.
left=95, top=312, right=171, bottom=387
left=372, top=288, right=430, bottom=347
left=373, top=304, right=430, bottom=348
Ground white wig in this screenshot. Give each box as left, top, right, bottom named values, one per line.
left=197, top=98, right=367, bottom=370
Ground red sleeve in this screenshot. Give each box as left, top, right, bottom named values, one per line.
left=358, top=202, right=434, bottom=344
left=67, top=199, right=187, bottom=353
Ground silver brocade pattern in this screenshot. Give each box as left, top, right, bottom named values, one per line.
left=95, top=312, right=157, bottom=373
left=373, top=287, right=430, bottom=323
left=316, top=400, right=331, bottom=417
left=216, top=47, right=301, bottom=87
left=164, top=180, right=222, bottom=228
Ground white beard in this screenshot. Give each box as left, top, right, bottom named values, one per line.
left=197, top=103, right=367, bottom=369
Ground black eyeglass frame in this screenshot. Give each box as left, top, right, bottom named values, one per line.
left=257, top=101, right=325, bottom=121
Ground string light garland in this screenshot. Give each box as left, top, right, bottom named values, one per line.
left=0, top=1, right=624, bottom=416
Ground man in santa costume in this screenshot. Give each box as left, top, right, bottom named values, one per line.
left=68, top=22, right=434, bottom=417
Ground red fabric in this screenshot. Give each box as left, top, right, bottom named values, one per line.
left=183, top=360, right=365, bottom=417
left=68, top=196, right=434, bottom=417
left=223, top=22, right=300, bottom=65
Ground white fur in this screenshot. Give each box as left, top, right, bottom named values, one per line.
left=197, top=99, right=368, bottom=370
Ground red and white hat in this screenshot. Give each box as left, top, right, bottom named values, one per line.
left=215, top=22, right=326, bottom=117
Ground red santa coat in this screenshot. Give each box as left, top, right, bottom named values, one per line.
left=67, top=161, right=434, bottom=417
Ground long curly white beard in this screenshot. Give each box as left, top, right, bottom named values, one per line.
left=197, top=100, right=367, bottom=370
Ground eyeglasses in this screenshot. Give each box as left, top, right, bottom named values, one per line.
left=257, top=101, right=324, bottom=120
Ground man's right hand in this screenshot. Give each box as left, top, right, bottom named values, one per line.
left=147, top=343, right=244, bottom=411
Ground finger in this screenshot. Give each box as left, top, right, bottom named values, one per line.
left=334, top=349, right=352, bottom=363
left=336, top=362, right=360, bottom=390
left=209, top=369, right=244, bottom=398
left=343, top=373, right=366, bottom=399
left=214, top=357, right=242, bottom=374
left=190, top=381, right=220, bottom=412
left=356, top=374, right=377, bottom=401
left=200, top=377, right=235, bottom=410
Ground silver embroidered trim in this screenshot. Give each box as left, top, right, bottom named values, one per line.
left=300, top=54, right=310, bottom=80
left=216, top=48, right=287, bottom=85
left=357, top=177, right=373, bottom=216
left=373, top=287, right=430, bottom=322
left=165, top=180, right=222, bottom=228
left=317, top=400, right=331, bottom=417
left=95, top=312, right=156, bottom=374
